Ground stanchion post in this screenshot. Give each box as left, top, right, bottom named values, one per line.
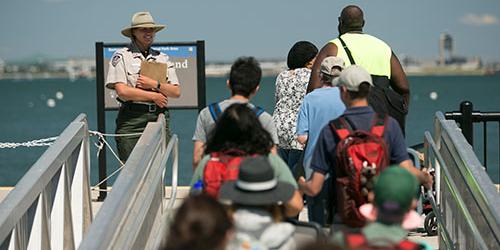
left=459, top=101, right=474, bottom=146
left=95, top=42, right=107, bottom=201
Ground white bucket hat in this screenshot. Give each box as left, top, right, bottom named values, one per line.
left=121, top=11, right=166, bottom=38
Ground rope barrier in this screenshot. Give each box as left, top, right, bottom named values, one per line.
left=1, top=130, right=144, bottom=193
left=88, top=131, right=143, bottom=138
left=0, top=137, right=59, bottom=149
left=89, top=131, right=127, bottom=191
left=88, top=130, right=144, bottom=192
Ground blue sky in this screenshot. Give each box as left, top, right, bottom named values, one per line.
left=1, top=0, right=499, bottom=62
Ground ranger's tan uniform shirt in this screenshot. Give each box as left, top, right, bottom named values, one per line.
left=105, top=43, right=179, bottom=104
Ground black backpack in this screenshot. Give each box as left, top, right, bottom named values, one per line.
left=338, top=36, right=408, bottom=134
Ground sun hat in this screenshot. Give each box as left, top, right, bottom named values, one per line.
left=320, top=56, right=345, bottom=76
left=219, top=156, right=295, bottom=206
left=321, top=56, right=345, bottom=86
left=359, top=167, right=421, bottom=229
left=287, top=41, right=318, bottom=70
left=337, top=65, right=373, bottom=91
left=121, top=11, right=166, bottom=38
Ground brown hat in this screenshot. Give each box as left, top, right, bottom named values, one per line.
left=121, top=12, right=166, bottom=38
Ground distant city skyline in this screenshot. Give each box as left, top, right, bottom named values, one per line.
left=1, top=0, right=499, bottom=62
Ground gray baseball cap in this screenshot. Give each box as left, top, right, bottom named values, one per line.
left=320, top=56, right=345, bottom=76
left=337, top=65, right=373, bottom=91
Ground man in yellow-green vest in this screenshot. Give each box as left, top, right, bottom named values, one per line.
left=307, top=5, right=409, bottom=134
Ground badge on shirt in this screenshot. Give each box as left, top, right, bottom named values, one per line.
left=111, top=53, right=122, bottom=67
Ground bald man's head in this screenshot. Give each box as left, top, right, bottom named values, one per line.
left=338, top=5, right=365, bottom=34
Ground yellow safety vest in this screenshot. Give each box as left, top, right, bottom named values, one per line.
left=330, top=33, right=392, bottom=78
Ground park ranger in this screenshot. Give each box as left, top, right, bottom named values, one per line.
left=106, top=11, right=181, bottom=162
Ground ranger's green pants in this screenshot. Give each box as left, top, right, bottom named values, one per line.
left=115, top=108, right=171, bottom=162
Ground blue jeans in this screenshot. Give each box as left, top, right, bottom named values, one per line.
left=306, top=178, right=332, bottom=226
left=277, top=148, right=303, bottom=173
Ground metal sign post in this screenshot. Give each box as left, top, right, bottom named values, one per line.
left=95, top=41, right=206, bottom=201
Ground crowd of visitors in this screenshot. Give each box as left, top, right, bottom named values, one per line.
left=112, top=5, right=435, bottom=250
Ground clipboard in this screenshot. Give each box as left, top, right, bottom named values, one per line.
left=140, top=61, right=168, bottom=82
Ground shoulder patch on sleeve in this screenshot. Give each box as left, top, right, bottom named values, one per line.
left=111, top=53, right=122, bottom=67
left=167, top=60, right=175, bottom=68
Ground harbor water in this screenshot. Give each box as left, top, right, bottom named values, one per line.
left=0, top=75, right=499, bottom=186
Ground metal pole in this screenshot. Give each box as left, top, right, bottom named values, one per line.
left=95, top=42, right=107, bottom=201
left=196, top=40, right=206, bottom=113
left=483, top=122, right=487, bottom=170
left=460, top=101, right=474, bottom=146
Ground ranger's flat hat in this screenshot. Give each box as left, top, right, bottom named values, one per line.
left=121, top=11, right=166, bottom=38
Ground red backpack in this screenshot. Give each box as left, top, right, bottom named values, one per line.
left=203, top=151, right=248, bottom=198
left=330, top=113, right=390, bottom=227
left=344, top=232, right=425, bottom=250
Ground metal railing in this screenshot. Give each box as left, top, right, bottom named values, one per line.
left=0, top=114, right=93, bottom=250
left=445, top=101, right=500, bottom=171
left=424, top=112, right=500, bottom=250
left=79, top=114, right=179, bottom=250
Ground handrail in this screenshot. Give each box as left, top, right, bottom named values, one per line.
left=145, top=135, right=179, bottom=250
left=165, top=136, right=179, bottom=211
left=444, top=100, right=500, bottom=171
left=407, top=148, right=423, bottom=215
left=0, top=114, right=93, bottom=249
left=79, top=114, right=179, bottom=250
left=424, top=111, right=500, bottom=249
left=424, top=132, right=463, bottom=250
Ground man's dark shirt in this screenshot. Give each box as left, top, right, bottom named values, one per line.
left=310, top=106, right=409, bottom=176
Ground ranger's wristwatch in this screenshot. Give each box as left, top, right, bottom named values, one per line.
left=155, top=80, right=161, bottom=92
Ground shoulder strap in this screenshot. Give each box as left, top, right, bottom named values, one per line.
left=338, top=36, right=356, bottom=65
left=398, top=240, right=425, bottom=250
left=253, top=106, right=265, bottom=117
left=370, top=113, right=387, bottom=137
left=330, top=117, right=353, bottom=140
left=344, top=232, right=367, bottom=249
left=208, top=102, right=222, bottom=122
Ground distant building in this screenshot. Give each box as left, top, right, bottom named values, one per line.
left=439, top=33, right=453, bottom=66
left=0, top=58, right=4, bottom=75
left=401, top=33, right=487, bottom=75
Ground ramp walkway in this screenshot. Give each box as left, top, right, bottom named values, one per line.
left=0, top=112, right=498, bottom=249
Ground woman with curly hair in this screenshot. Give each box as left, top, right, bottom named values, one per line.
left=272, top=41, right=318, bottom=172
left=190, top=103, right=303, bottom=217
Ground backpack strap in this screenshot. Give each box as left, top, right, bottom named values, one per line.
left=370, top=113, right=387, bottom=137
left=345, top=232, right=424, bottom=250
left=208, top=102, right=222, bottom=122
left=398, top=240, right=426, bottom=250
left=253, top=106, right=265, bottom=117
left=344, top=232, right=367, bottom=248
left=330, top=117, right=353, bottom=140
left=338, top=36, right=356, bottom=65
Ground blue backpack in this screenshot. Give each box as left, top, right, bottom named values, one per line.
left=208, top=102, right=265, bottom=122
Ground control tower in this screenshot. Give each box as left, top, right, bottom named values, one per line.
left=439, top=33, right=453, bottom=65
